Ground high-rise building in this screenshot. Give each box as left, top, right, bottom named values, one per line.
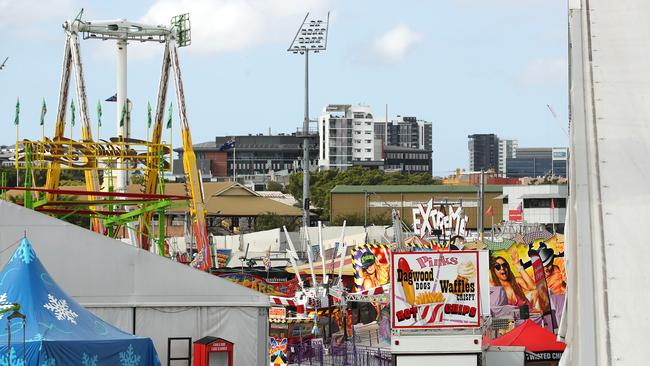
left=506, top=147, right=568, bottom=178
left=468, top=134, right=500, bottom=172
left=374, top=116, right=432, bottom=152
left=319, top=104, right=380, bottom=170
left=498, top=139, right=518, bottom=175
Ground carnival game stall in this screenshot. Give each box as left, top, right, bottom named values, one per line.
left=488, top=320, right=566, bottom=365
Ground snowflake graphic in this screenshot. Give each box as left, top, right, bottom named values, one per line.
left=82, top=353, right=97, bottom=366
left=43, top=294, right=78, bottom=324
left=119, top=344, right=141, bottom=366
left=11, top=240, right=35, bottom=264
left=41, top=355, right=56, bottom=366
left=0, top=293, right=9, bottom=320
left=0, top=347, right=24, bottom=366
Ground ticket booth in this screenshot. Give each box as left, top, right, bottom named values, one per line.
left=193, top=336, right=234, bottom=366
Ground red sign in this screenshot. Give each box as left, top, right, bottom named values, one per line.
left=509, top=210, right=523, bottom=222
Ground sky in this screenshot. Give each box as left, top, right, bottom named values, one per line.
left=0, top=0, right=568, bottom=176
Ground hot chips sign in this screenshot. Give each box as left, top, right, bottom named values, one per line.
left=391, top=251, right=481, bottom=328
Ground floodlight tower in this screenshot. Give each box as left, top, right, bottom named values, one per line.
left=288, top=12, right=330, bottom=232
left=72, top=17, right=170, bottom=192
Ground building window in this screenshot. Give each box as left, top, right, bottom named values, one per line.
left=365, top=131, right=372, bottom=135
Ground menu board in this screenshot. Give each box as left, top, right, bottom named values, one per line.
left=391, top=251, right=481, bottom=329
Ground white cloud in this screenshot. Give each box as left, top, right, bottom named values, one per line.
left=0, top=0, right=75, bottom=34
left=140, top=0, right=331, bottom=54
left=365, top=25, right=423, bottom=64
left=518, top=57, right=567, bottom=85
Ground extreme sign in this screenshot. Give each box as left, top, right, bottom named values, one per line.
left=391, top=251, right=480, bottom=329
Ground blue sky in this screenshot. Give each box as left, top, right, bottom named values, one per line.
left=0, top=0, right=567, bottom=176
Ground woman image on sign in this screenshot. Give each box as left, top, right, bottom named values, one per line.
left=360, top=251, right=383, bottom=290
left=490, top=254, right=535, bottom=307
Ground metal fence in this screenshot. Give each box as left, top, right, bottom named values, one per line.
left=288, top=342, right=391, bottom=366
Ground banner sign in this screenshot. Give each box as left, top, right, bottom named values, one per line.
left=269, top=307, right=287, bottom=320
left=412, top=198, right=468, bottom=238
left=217, top=273, right=300, bottom=297
left=391, top=251, right=481, bottom=329
left=525, top=351, right=563, bottom=362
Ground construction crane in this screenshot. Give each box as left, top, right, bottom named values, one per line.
left=42, top=11, right=212, bottom=270
left=0, top=57, right=7, bottom=70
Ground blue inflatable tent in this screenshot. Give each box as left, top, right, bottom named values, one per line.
left=0, top=238, right=161, bottom=365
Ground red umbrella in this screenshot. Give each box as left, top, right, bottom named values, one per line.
left=489, top=320, right=566, bottom=353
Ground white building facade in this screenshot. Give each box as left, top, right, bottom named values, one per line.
left=498, top=138, right=518, bottom=175
left=501, top=184, right=568, bottom=228
left=319, top=104, right=380, bottom=170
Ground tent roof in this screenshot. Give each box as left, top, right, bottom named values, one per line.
left=0, top=238, right=141, bottom=341
left=489, top=320, right=566, bottom=352
left=0, top=201, right=269, bottom=308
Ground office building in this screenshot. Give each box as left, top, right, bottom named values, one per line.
left=383, top=145, right=432, bottom=174
left=468, top=134, right=500, bottom=173
left=374, top=116, right=433, bottom=152
left=173, top=134, right=319, bottom=179
left=498, top=139, right=518, bottom=175
left=506, top=147, right=568, bottom=178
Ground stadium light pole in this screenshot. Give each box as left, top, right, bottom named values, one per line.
left=288, top=12, right=330, bottom=232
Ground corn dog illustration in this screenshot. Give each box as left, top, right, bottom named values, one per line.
left=398, top=257, right=416, bottom=305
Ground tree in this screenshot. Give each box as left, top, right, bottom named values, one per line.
left=287, top=167, right=439, bottom=220
left=266, top=181, right=283, bottom=192
left=254, top=212, right=301, bottom=232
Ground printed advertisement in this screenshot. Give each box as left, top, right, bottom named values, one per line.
left=216, top=249, right=233, bottom=268
left=269, top=337, right=288, bottom=366
left=353, top=244, right=390, bottom=292
left=489, top=234, right=566, bottom=327
left=391, top=251, right=481, bottom=329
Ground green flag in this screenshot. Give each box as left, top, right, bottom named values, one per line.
left=147, top=101, right=152, bottom=128
left=119, top=101, right=127, bottom=127
left=166, top=102, right=173, bottom=129
left=70, top=99, right=76, bottom=126
left=96, top=100, right=102, bottom=127
left=13, top=98, right=19, bottom=126
left=40, top=98, right=47, bottom=126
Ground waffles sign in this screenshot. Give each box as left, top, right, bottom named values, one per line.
left=391, top=251, right=480, bottom=329
left=412, top=198, right=468, bottom=238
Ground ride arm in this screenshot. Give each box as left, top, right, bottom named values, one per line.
left=138, top=41, right=171, bottom=250
left=69, top=31, right=104, bottom=233
left=45, top=36, right=72, bottom=202
left=168, top=39, right=212, bottom=270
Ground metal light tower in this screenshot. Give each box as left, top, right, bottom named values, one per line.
left=288, top=12, right=330, bottom=230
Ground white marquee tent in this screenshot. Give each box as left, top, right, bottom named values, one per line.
left=0, top=201, right=269, bottom=366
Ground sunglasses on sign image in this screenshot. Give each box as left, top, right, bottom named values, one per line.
left=493, top=262, right=509, bottom=271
